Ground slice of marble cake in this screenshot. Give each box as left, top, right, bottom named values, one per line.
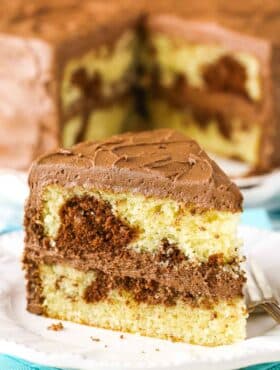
left=24, top=129, right=246, bottom=346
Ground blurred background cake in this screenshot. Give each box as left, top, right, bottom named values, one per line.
left=1, top=0, right=280, bottom=172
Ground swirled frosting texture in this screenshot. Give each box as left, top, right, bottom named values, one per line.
left=29, top=129, right=242, bottom=212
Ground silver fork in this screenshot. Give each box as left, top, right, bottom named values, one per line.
left=246, top=259, right=280, bottom=324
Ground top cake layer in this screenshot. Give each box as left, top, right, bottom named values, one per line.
left=29, top=129, right=242, bottom=212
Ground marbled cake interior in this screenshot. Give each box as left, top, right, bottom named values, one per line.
left=42, top=185, right=241, bottom=262
left=59, top=21, right=265, bottom=166
left=141, top=30, right=264, bottom=165
left=149, top=100, right=261, bottom=164
left=61, top=31, right=138, bottom=146
left=143, top=34, right=262, bottom=102
left=24, top=185, right=246, bottom=346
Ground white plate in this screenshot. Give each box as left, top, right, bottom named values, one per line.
left=0, top=227, right=280, bottom=370
left=212, top=155, right=280, bottom=210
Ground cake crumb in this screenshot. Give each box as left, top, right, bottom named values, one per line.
left=47, top=322, right=64, bottom=331
left=120, top=334, right=125, bottom=339
left=211, top=311, right=218, bottom=320
left=105, top=344, right=108, bottom=348
left=155, top=348, right=160, bottom=352
left=90, top=336, right=101, bottom=342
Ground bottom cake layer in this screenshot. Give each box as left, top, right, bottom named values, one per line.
left=29, top=263, right=247, bottom=346
left=148, top=99, right=260, bottom=165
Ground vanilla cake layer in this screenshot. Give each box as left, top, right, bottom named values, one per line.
left=42, top=185, right=241, bottom=262
left=149, top=100, right=261, bottom=164
left=62, top=100, right=134, bottom=147
left=83, top=101, right=134, bottom=142
left=36, top=263, right=247, bottom=346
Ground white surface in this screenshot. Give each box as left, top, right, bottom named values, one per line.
left=0, top=227, right=280, bottom=369
left=0, top=169, right=28, bottom=204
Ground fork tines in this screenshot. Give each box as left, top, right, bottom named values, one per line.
left=246, top=258, right=280, bottom=323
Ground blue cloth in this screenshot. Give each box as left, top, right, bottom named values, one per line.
left=242, top=209, right=272, bottom=230
left=242, top=364, right=280, bottom=370
left=0, top=355, right=70, bottom=370
left=268, top=209, right=280, bottom=231
left=0, top=203, right=279, bottom=369
left=0, top=201, right=23, bottom=234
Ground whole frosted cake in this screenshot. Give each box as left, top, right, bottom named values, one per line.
left=24, top=129, right=246, bottom=346
left=1, top=1, right=280, bottom=172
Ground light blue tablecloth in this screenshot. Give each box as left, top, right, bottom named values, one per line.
left=0, top=202, right=279, bottom=370
left=243, top=364, right=280, bottom=370
left=0, top=355, right=68, bottom=370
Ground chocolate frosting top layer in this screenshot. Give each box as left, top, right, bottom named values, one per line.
left=29, top=129, right=242, bottom=212
left=0, top=1, right=136, bottom=43
left=2, top=0, right=280, bottom=44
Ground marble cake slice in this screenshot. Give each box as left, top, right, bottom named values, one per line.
left=24, top=129, right=247, bottom=346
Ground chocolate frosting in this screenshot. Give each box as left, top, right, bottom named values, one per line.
left=139, top=0, right=280, bottom=44
left=29, top=129, right=242, bottom=212
left=0, top=1, right=138, bottom=46
left=3, top=1, right=280, bottom=50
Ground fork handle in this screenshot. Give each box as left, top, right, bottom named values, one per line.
left=262, top=302, right=280, bottom=324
